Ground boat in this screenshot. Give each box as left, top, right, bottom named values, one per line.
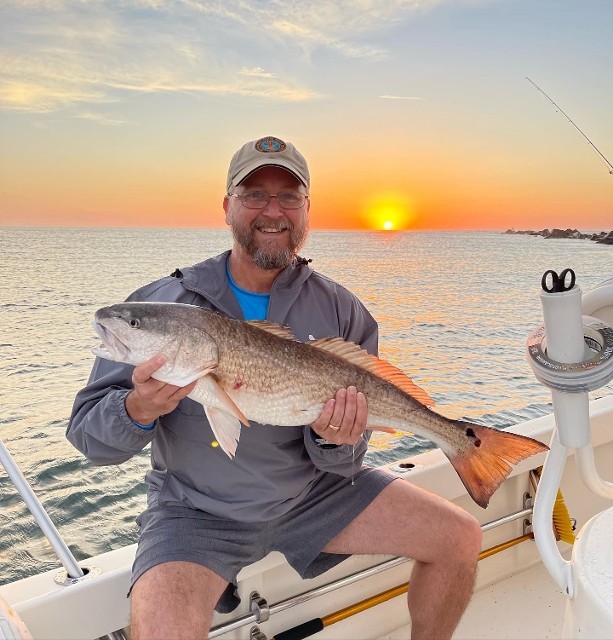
left=1, top=270, right=612, bottom=640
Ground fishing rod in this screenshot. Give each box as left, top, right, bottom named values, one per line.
left=526, top=76, right=613, bottom=175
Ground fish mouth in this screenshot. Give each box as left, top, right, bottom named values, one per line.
left=91, top=320, right=130, bottom=361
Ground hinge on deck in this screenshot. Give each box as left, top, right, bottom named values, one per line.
left=250, top=625, right=268, bottom=640
left=250, top=591, right=270, bottom=623
left=523, top=491, right=534, bottom=535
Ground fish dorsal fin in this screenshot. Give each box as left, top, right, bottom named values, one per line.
left=310, top=337, right=435, bottom=407
left=246, top=321, right=296, bottom=341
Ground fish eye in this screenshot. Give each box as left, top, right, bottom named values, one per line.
left=129, top=318, right=141, bottom=328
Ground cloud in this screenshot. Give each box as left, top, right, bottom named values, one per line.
left=0, top=0, right=450, bottom=117
left=74, top=110, right=132, bottom=126
left=380, top=95, right=423, bottom=100
left=239, top=67, right=277, bottom=79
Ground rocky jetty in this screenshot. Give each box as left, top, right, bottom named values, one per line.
left=504, top=228, right=613, bottom=245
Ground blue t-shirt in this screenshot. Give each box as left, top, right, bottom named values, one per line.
left=227, top=264, right=270, bottom=321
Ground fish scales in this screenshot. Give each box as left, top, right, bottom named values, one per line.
left=214, top=321, right=412, bottom=428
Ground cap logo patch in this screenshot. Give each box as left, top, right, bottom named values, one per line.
left=255, top=136, right=286, bottom=153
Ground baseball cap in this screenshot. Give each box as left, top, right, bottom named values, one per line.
left=226, top=136, right=310, bottom=192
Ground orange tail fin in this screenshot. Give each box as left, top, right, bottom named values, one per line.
left=447, top=423, right=548, bottom=508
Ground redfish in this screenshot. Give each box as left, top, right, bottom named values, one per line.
left=92, top=302, right=547, bottom=507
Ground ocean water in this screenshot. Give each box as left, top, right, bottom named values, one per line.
left=0, top=227, right=611, bottom=586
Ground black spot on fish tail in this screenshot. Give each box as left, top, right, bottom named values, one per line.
left=466, top=427, right=482, bottom=447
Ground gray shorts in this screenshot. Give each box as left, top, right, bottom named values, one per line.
left=131, top=466, right=396, bottom=613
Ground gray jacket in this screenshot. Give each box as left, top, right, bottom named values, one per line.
left=67, top=251, right=379, bottom=522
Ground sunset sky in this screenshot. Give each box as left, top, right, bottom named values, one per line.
left=1, top=0, right=611, bottom=231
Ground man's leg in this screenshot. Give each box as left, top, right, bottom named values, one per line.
left=130, top=561, right=228, bottom=640
left=323, top=480, right=482, bottom=640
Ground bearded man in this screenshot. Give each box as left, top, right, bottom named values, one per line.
left=67, top=136, right=481, bottom=640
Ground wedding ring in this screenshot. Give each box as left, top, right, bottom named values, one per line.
left=327, top=424, right=340, bottom=431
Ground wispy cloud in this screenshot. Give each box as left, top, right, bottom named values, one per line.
left=0, top=0, right=451, bottom=117
left=380, top=95, right=423, bottom=100
left=74, top=110, right=132, bottom=126
left=240, top=67, right=277, bottom=79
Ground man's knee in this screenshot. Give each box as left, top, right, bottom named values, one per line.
left=442, top=508, right=482, bottom=567
left=459, top=511, right=482, bottom=560
left=130, top=561, right=228, bottom=640
left=419, top=502, right=482, bottom=568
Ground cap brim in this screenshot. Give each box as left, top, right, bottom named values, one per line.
left=231, top=161, right=308, bottom=189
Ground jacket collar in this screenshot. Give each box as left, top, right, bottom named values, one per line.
left=179, top=250, right=314, bottom=321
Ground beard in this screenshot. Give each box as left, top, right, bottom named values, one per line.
left=230, top=215, right=309, bottom=270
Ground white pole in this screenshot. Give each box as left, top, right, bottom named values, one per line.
left=532, top=432, right=574, bottom=596
left=0, top=439, right=83, bottom=579
left=533, top=279, right=587, bottom=598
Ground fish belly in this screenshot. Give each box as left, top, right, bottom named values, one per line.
left=226, top=386, right=325, bottom=427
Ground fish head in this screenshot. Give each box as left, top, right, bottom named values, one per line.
left=92, top=302, right=219, bottom=382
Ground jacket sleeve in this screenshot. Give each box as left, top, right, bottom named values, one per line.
left=303, top=294, right=379, bottom=476
left=66, top=356, right=156, bottom=465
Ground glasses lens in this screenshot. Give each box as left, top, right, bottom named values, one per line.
left=239, top=191, right=306, bottom=209
left=276, top=192, right=304, bottom=209
left=240, top=191, right=269, bottom=209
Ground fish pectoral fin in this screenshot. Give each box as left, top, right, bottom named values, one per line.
left=191, top=375, right=249, bottom=458
left=192, top=376, right=249, bottom=426
left=204, top=407, right=242, bottom=459
left=153, top=365, right=217, bottom=387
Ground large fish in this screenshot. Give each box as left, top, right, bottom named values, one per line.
left=92, top=301, right=547, bottom=508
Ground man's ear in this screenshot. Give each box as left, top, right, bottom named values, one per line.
left=223, top=196, right=231, bottom=225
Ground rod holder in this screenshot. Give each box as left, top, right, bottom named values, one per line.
left=530, top=269, right=613, bottom=599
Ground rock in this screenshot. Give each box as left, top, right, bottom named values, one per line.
left=501, top=228, right=609, bottom=244
left=543, top=228, right=588, bottom=239
left=595, top=231, right=613, bottom=245
left=544, top=228, right=568, bottom=239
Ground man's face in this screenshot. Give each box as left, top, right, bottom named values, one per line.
left=224, top=166, right=310, bottom=270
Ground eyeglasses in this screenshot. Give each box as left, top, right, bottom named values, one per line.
left=228, top=191, right=309, bottom=210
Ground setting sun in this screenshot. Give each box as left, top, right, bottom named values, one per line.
left=362, top=192, right=415, bottom=231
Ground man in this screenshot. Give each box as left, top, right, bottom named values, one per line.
left=67, top=136, right=482, bottom=639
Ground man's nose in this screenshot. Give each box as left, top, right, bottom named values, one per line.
left=261, top=196, right=285, bottom=216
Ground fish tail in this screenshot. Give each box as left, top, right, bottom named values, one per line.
left=446, top=422, right=548, bottom=508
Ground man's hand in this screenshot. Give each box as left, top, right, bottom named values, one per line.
left=125, top=355, right=198, bottom=425
left=310, top=386, right=368, bottom=446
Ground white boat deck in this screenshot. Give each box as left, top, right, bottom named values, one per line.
left=377, top=558, right=566, bottom=640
